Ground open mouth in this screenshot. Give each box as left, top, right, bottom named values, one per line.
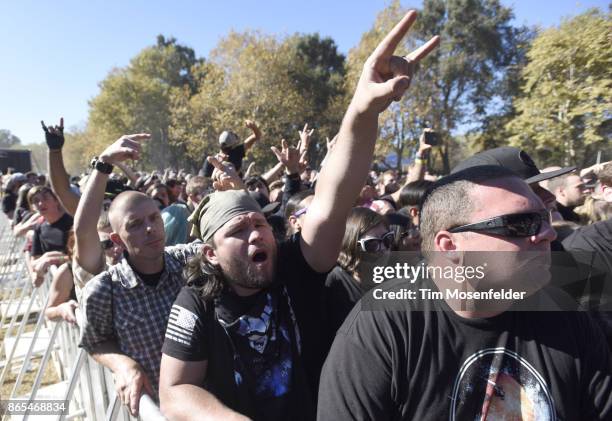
left=251, top=251, right=268, bottom=263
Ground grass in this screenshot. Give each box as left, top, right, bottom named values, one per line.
left=0, top=312, right=61, bottom=401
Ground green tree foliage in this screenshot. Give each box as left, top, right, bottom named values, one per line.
left=346, top=0, right=529, bottom=173
left=506, top=9, right=612, bottom=167
left=169, top=31, right=346, bottom=171
left=88, top=35, right=203, bottom=170
left=0, top=129, right=21, bottom=148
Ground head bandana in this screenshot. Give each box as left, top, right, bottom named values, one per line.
left=188, top=190, right=262, bottom=242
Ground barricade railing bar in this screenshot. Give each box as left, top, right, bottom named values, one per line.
left=0, top=213, right=166, bottom=421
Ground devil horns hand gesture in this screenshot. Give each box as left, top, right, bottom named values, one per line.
left=351, top=11, right=440, bottom=116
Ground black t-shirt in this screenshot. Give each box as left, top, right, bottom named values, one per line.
left=2, top=192, right=17, bottom=215
left=563, top=218, right=612, bottom=275
left=318, top=278, right=612, bottom=420
left=133, top=267, right=164, bottom=287
left=563, top=218, right=612, bottom=347
left=323, top=266, right=364, bottom=343
left=162, top=234, right=328, bottom=420
left=557, top=202, right=581, bottom=223
left=203, top=144, right=246, bottom=177
left=31, top=213, right=73, bottom=257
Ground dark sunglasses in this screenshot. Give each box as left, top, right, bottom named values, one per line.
left=100, top=239, right=114, bottom=250
left=357, top=231, right=395, bottom=253
left=448, top=210, right=551, bottom=238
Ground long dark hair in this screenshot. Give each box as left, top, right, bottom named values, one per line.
left=337, top=207, right=388, bottom=274
left=184, top=240, right=226, bottom=301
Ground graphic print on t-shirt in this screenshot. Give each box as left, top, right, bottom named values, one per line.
left=219, top=292, right=294, bottom=399
left=166, top=305, right=199, bottom=346
left=449, top=348, right=556, bottom=421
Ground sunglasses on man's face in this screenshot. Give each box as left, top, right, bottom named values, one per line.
left=357, top=231, right=395, bottom=253
left=448, top=210, right=551, bottom=238
left=100, top=239, right=114, bottom=250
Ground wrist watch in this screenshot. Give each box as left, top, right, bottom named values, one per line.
left=90, top=157, right=114, bottom=175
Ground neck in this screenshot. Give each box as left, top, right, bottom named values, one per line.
left=128, top=254, right=164, bottom=274
left=45, top=211, right=64, bottom=224
left=230, top=283, right=261, bottom=297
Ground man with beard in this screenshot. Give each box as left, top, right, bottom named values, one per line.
left=158, top=10, right=440, bottom=421
left=79, top=134, right=202, bottom=417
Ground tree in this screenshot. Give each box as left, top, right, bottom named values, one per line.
left=88, top=36, right=203, bottom=170
left=506, top=9, right=612, bottom=167
left=346, top=0, right=530, bottom=173
left=169, top=31, right=346, bottom=171
left=0, top=129, right=21, bottom=148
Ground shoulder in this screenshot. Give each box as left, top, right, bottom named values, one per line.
left=339, top=278, right=416, bottom=338
left=172, top=285, right=212, bottom=321
left=83, top=270, right=114, bottom=300
left=563, top=219, right=612, bottom=249
left=325, top=266, right=347, bottom=286
left=165, top=241, right=203, bottom=260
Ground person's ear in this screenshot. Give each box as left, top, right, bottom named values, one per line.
left=409, top=207, right=419, bottom=220
left=434, top=231, right=462, bottom=264
left=202, top=243, right=219, bottom=266
left=288, top=215, right=299, bottom=229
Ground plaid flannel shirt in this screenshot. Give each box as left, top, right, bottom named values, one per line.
left=79, top=241, right=202, bottom=394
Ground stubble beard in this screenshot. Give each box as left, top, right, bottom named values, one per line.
left=223, top=251, right=277, bottom=291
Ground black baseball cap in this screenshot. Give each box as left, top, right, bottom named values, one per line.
left=452, top=147, right=575, bottom=184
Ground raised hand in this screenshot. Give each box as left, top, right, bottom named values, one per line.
left=298, top=123, right=314, bottom=156
left=326, top=134, right=338, bottom=152
left=271, top=139, right=304, bottom=175
left=99, top=134, right=151, bottom=165
left=351, top=11, right=440, bottom=116
left=208, top=156, right=245, bottom=191
left=244, top=119, right=261, bottom=136
left=41, top=118, right=65, bottom=150
left=418, top=128, right=434, bottom=155
left=243, top=162, right=256, bottom=179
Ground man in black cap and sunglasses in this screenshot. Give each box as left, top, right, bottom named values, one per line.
left=319, top=165, right=611, bottom=420
left=451, top=146, right=576, bottom=228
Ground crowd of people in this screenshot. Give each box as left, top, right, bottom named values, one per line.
left=1, top=11, right=611, bottom=420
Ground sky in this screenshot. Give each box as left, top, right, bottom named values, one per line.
left=1, top=0, right=608, bottom=145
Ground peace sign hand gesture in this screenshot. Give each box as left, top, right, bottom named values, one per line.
left=351, top=10, right=440, bottom=116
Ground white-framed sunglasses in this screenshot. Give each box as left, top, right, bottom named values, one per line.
left=357, top=231, right=395, bottom=253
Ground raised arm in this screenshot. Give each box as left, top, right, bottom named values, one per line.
left=261, top=162, right=284, bottom=185
left=115, top=161, right=139, bottom=186
left=391, top=128, right=433, bottom=204
left=242, top=120, right=261, bottom=151
left=73, top=134, right=150, bottom=274
left=42, top=118, right=80, bottom=215
left=301, top=11, right=440, bottom=272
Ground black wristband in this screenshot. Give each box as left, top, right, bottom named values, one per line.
left=90, top=157, right=114, bottom=175
left=286, top=172, right=300, bottom=180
